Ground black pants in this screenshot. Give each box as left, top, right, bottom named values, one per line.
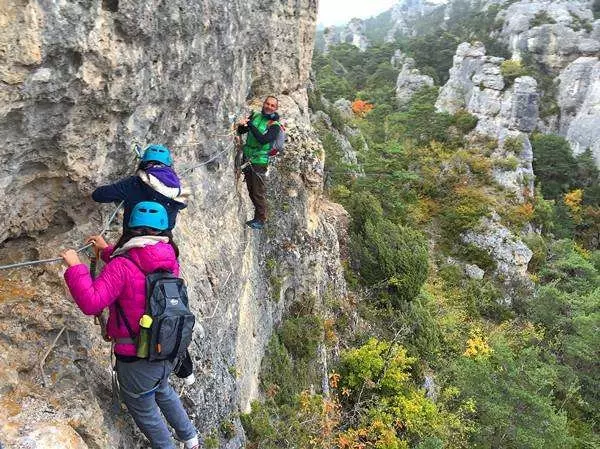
left=244, top=165, right=268, bottom=222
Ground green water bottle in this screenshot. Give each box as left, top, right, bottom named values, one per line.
left=136, top=314, right=153, bottom=358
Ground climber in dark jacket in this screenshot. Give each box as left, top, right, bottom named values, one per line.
left=92, top=144, right=195, bottom=386
left=236, top=96, right=282, bottom=230
left=92, top=144, right=187, bottom=232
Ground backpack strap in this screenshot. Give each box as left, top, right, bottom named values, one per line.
left=115, top=301, right=137, bottom=341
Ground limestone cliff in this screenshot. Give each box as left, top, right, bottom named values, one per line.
left=435, top=42, right=535, bottom=297
left=385, top=0, right=435, bottom=41
left=394, top=51, right=434, bottom=107
left=436, top=42, right=537, bottom=200
left=0, top=1, right=347, bottom=448
left=493, top=0, right=600, bottom=166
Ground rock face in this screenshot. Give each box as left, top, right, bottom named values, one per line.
left=340, top=18, right=369, bottom=52
left=386, top=0, right=436, bottom=41
left=0, top=1, right=348, bottom=448
left=395, top=52, right=434, bottom=106
left=333, top=98, right=354, bottom=120
left=436, top=41, right=536, bottom=297
left=436, top=42, right=537, bottom=198
left=323, top=18, right=368, bottom=53
left=557, top=56, right=600, bottom=167
left=491, top=0, right=600, bottom=166
left=497, top=0, right=599, bottom=71
left=312, top=110, right=362, bottom=167
left=323, top=26, right=340, bottom=53
left=462, top=212, right=534, bottom=303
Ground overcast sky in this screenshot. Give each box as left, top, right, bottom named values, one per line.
left=317, top=0, right=447, bottom=27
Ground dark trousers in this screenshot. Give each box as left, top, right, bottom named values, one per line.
left=244, top=165, right=268, bottom=222
left=116, top=359, right=196, bottom=449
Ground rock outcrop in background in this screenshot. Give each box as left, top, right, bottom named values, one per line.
left=0, top=1, right=348, bottom=448
left=493, top=0, right=600, bottom=166
left=436, top=42, right=537, bottom=199
left=394, top=51, right=434, bottom=106
left=435, top=41, right=536, bottom=297
left=386, top=0, right=435, bottom=41
left=323, top=18, right=369, bottom=53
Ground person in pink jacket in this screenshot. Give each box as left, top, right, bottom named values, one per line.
left=61, top=202, right=199, bottom=449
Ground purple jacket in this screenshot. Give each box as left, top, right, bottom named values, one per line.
left=64, top=241, right=179, bottom=356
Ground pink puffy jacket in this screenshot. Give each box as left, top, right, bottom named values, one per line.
left=64, top=241, right=179, bottom=356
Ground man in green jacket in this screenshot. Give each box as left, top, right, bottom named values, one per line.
left=237, top=96, right=282, bottom=230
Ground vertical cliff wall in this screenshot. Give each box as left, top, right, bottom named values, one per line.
left=0, top=1, right=347, bottom=448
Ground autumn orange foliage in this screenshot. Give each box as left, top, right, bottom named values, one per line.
left=351, top=99, right=374, bottom=116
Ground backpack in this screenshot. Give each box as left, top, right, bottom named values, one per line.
left=269, top=121, right=286, bottom=154
left=116, top=255, right=195, bottom=362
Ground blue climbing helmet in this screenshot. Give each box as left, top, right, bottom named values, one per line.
left=128, top=201, right=168, bottom=231
left=142, top=144, right=173, bottom=166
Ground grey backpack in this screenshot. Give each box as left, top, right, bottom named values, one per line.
left=117, top=256, right=195, bottom=362
left=269, top=121, right=286, bottom=154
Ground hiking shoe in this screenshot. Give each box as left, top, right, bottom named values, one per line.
left=245, top=219, right=257, bottom=227
left=183, top=373, right=195, bottom=386
left=248, top=220, right=265, bottom=230
left=184, top=436, right=199, bottom=449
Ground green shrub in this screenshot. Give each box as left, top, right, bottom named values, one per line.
left=522, top=233, right=549, bottom=273
left=346, top=191, right=384, bottom=234
left=265, top=258, right=282, bottom=301
left=308, top=87, right=325, bottom=112
left=538, top=240, right=599, bottom=294
left=328, top=105, right=346, bottom=130
left=500, top=59, right=529, bottom=85
left=203, top=432, right=219, bottom=449
left=503, top=136, right=524, bottom=154
left=278, top=316, right=323, bottom=360
left=493, top=155, right=519, bottom=171
left=590, top=250, right=600, bottom=272
left=260, top=335, right=296, bottom=405
left=594, top=0, right=600, bottom=20
left=569, top=11, right=593, bottom=32
left=455, top=243, right=497, bottom=272
left=439, top=187, right=492, bottom=241
left=240, top=394, right=328, bottom=449
left=350, top=215, right=429, bottom=306
left=339, top=338, right=415, bottom=395
left=531, top=134, right=577, bottom=200
left=530, top=11, right=557, bottom=27
left=531, top=186, right=555, bottom=233
left=446, top=334, right=574, bottom=449
left=219, top=420, right=236, bottom=440
left=453, top=109, right=478, bottom=134
left=316, top=65, right=353, bottom=101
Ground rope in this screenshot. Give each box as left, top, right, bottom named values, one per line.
left=0, top=201, right=124, bottom=271
left=179, top=142, right=235, bottom=176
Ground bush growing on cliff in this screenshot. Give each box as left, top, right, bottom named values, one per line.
left=438, top=186, right=492, bottom=242
left=500, top=59, right=529, bottom=85
left=349, top=194, right=429, bottom=306
left=529, top=10, right=557, bottom=27
left=525, top=241, right=600, bottom=443
left=336, top=338, right=461, bottom=448
left=532, top=134, right=577, bottom=200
